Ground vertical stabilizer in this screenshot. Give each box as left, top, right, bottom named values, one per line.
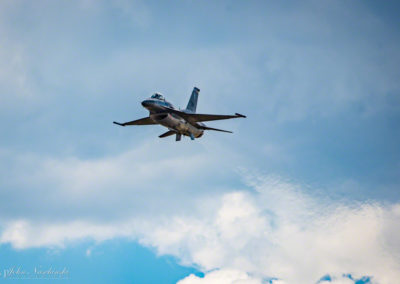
left=185, top=87, right=200, bottom=113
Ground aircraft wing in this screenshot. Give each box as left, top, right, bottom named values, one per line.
left=168, top=109, right=246, bottom=123
left=113, top=117, right=156, bottom=126
left=200, top=126, right=233, bottom=133
left=188, top=113, right=246, bottom=122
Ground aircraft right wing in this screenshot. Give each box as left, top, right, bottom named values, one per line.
left=168, top=109, right=246, bottom=123
left=200, top=126, right=233, bottom=133
left=113, top=117, right=156, bottom=126
left=187, top=113, right=246, bottom=122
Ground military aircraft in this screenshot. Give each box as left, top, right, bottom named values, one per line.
left=113, top=87, right=246, bottom=141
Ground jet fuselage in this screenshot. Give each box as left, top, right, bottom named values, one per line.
left=141, top=97, right=204, bottom=139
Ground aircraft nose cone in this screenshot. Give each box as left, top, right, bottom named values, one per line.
left=141, top=100, right=149, bottom=107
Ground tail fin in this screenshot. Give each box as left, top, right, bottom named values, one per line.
left=185, top=87, right=200, bottom=113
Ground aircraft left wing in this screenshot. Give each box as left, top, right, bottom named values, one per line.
left=113, top=117, right=156, bottom=126
left=168, top=109, right=246, bottom=123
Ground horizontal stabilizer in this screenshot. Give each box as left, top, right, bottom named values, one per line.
left=113, top=117, right=156, bottom=126
left=200, top=126, right=233, bottom=133
left=159, top=130, right=176, bottom=138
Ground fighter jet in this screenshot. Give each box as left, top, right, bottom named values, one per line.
left=113, top=87, right=246, bottom=141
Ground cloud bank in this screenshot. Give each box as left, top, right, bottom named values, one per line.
left=1, top=152, right=399, bottom=283
left=139, top=176, right=400, bottom=284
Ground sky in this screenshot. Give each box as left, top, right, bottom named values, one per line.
left=0, top=0, right=399, bottom=283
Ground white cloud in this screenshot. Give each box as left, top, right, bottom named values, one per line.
left=319, top=279, right=353, bottom=284
left=137, top=176, right=400, bottom=284
left=1, top=170, right=399, bottom=283
left=0, top=220, right=133, bottom=249
left=0, top=139, right=241, bottom=221
left=177, top=269, right=262, bottom=284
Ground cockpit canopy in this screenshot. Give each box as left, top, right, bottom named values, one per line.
left=151, top=93, right=165, bottom=101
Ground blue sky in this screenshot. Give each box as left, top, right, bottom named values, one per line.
left=0, top=1, right=399, bottom=283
